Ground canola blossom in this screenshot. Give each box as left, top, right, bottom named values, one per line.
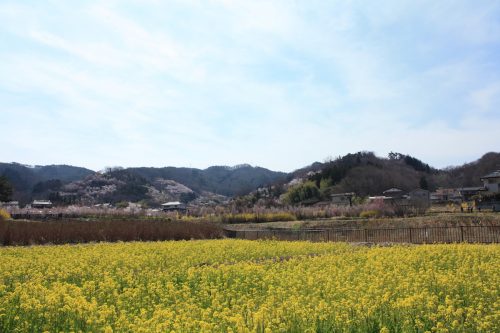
left=0, top=240, right=498, bottom=332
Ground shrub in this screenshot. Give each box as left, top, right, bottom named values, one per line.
left=282, top=181, right=320, bottom=205
left=115, top=201, right=129, bottom=209
left=360, top=210, right=381, bottom=219
left=0, top=209, right=11, bottom=221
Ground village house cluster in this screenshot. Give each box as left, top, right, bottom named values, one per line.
left=429, top=170, right=500, bottom=211
left=312, top=169, right=500, bottom=212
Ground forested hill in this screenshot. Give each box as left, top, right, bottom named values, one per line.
left=128, top=165, right=287, bottom=196
left=0, top=163, right=287, bottom=205
left=439, top=152, right=500, bottom=188
left=283, top=151, right=500, bottom=198
left=0, top=163, right=94, bottom=204
left=303, top=152, right=436, bottom=197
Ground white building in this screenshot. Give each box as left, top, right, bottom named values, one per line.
left=161, top=201, right=186, bottom=212
left=31, top=200, right=53, bottom=209
left=0, top=201, right=19, bottom=209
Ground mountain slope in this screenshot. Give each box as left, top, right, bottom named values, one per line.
left=306, top=152, right=434, bottom=197
left=0, top=163, right=94, bottom=204
left=282, top=151, right=500, bottom=200
left=0, top=162, right=287, bottom=206
left=129, top=165, right=287, bottom=196
left=436, top=152, right=500, bottom=188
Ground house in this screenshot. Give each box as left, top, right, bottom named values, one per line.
left=477, top=170, right=500, bottom=211
left=161, top=201, right=187, bottom=212
left=458, top=187, right=486, bottom=201
left=0, top=201, right=19, bottom=209
left=370, top=189, right=430, bottom=213
left=480, top=170, right=500, bottom=193
left=330, top=192, right=355, bottom=206
left=430, top=188, right=462, bottom=203
left=31, top=200, right=53, bottom=209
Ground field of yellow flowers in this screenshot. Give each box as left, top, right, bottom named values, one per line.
left=0, top=240, right=498, bottom=332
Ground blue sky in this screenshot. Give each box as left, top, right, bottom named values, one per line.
left=1, top=0, right=499, bottom=172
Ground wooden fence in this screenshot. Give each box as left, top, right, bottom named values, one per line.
left=224, top=226, right=500, bottom=244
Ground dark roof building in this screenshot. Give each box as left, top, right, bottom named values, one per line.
left=480, top=170, right=500, bottom=180
left=480, top=170, right=500, bottom=193
left=458, top=187, right=486, bottom=201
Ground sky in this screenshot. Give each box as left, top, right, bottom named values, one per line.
left=1, top=0, right=499, bottom=172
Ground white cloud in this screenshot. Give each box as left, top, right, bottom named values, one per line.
left=469, top=83, right=500, bottom=114
left=0, top=0, right=499, bottom=171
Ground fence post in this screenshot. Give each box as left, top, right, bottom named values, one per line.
left=460, top=226, right=464, bottom=243
left=364, top=229, right=368, bottom=242
left=409, top=228, right=413, bottom=243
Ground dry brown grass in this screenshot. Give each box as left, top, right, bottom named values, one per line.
left=225, top=212, right=500, bottom=231
left=0, top=219, right=223, bottom=246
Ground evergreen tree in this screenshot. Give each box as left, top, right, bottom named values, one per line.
left=419, top=176, right=429, bottom=190
left=0, top=176, right=13, bottom=202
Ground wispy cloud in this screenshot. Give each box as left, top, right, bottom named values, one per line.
left=0, top=0, right=499, bottom=171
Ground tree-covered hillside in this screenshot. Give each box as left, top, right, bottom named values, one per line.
left=0, top=163, right=94, bottom=204
left=272, top=151, right=500, bottom=205
left=129, top=164, right=287, bottom=196
left=2, top=152, right=499, bottom=207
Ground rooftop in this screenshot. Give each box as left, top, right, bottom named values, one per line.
left=383, top=188, right=403, bottom=193
left=480, top=170, right=500, bottom=179
left=32, top=200, right=52, bottom=204
left=458, top=187, right=486, bottom=192
left=161, top=201, right=182, bottom=206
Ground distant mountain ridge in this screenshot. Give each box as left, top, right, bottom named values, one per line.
left=0, top=162, right=287, bottom=205
left=1, top=152, right=499, bottom=206
left=0, top=163, right=94, bottom=204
